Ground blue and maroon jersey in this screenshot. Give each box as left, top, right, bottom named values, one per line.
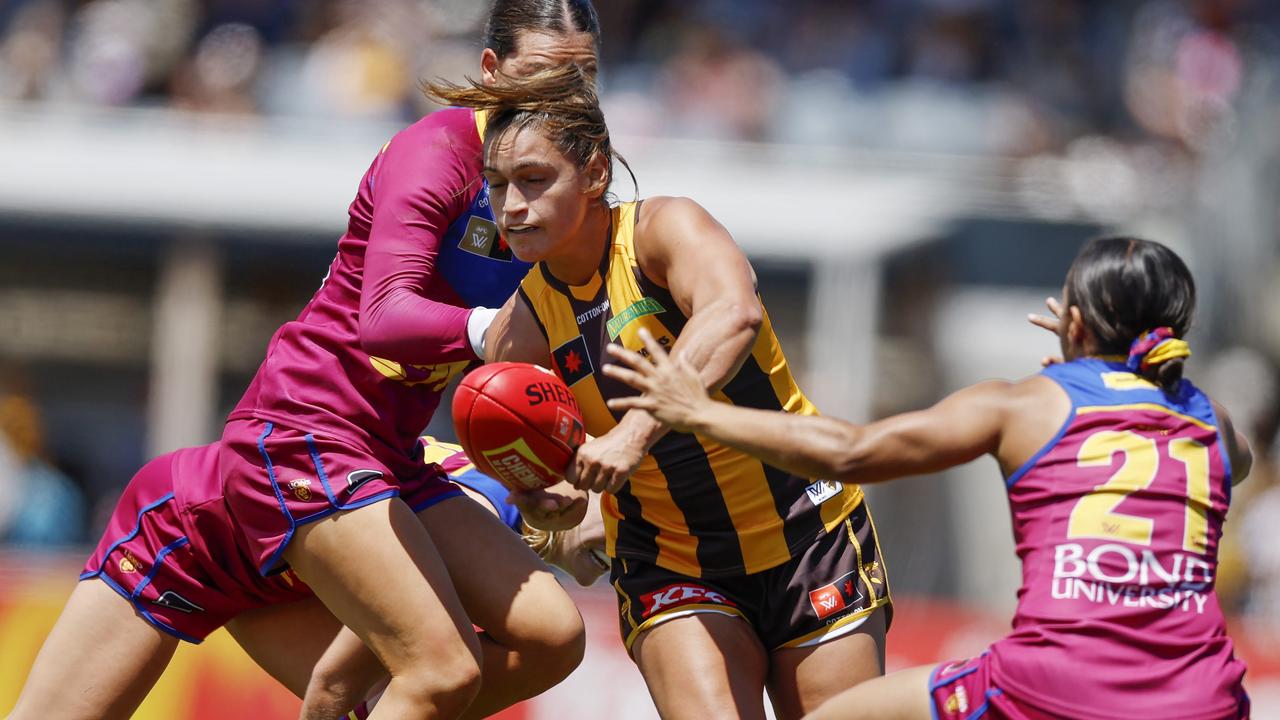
left=990, top=358, right=1246, bottom=718
left=227, top=109, right=530, bottom=480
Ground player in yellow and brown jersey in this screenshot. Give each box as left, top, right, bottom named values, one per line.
left=431, top=66, right=893, bottom=719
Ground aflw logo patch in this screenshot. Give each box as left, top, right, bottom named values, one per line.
left=458, top=216, right=512, bottom=261
left=807, top=571, right=864, bottom=620
left=804, top=479, right=843, bottom=506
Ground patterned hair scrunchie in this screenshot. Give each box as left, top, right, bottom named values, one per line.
left=1126, top=327, right=1191, bottom=372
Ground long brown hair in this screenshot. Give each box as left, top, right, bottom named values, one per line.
left=426, top=64, right=636, bottom=199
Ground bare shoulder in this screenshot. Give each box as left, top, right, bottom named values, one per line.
left=634, top=196, right=719, bottom=240
left=994, top=373, right=1073, bottom=472
left=633, top=196, right=735, bottom=286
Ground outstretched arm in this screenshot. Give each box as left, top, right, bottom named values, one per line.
left=605, top=329, right=1008, bottom=484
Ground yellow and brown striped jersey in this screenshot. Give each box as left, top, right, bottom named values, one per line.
left=517, top=201, right=864, bottom=578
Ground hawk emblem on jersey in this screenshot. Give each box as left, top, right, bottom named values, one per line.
left=807, top=571, right=864, bottom=620
left=458, top=216, right=513, bottom=261
left=553, top=335, right=594, bottom=386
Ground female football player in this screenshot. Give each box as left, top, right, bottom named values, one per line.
left=437, top=66, right=894, bottom=719
left=8, top=3, right=602, bottom=720
left=606, top=237, right=1252, bottom=720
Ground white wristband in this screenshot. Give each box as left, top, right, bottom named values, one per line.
left=467, top=306, right=500, bottom=361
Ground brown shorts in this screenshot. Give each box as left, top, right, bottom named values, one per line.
left=610, top=500, right=892, bottom=652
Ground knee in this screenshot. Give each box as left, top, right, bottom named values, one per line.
left=394, top=653, right=483, bottom=717
left=303, top=664, right=378, bottom=716
left=513, top=599, right=586, bottom=685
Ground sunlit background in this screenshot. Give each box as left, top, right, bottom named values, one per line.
left=1, top=0, right=1278, bottom=717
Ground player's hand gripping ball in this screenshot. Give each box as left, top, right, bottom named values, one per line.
left=452, top=362, right=587, bottom=491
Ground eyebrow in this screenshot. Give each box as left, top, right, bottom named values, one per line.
left=484, top=160, right=554, bottom=174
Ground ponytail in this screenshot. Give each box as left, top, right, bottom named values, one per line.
left=1126, top=327, right=1190, bottom=393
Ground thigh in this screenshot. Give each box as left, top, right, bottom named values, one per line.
left=767, top=606, right=887, bottom=719
left=631, top=613, right=770, bottom=720
left=804, top=665, right=934, bottom=720
left=225, top=595, right=346, bottom=697
left=9, top=579, right=179, bottom=720
left=282, top=498, right=479, bottom=677
left=417, top=495, right=580, bottom=643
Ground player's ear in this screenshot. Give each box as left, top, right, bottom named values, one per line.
left=1066, top=305, right=1087, bottom=346
left=582, top=152, right=609, bottom=198
left=480, top=48, right=501, bottom=86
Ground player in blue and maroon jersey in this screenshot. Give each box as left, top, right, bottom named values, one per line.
left=9, top=3, right=603, bottom=719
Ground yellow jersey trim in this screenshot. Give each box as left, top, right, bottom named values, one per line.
left=1076, top=403, right=1216, bottom=432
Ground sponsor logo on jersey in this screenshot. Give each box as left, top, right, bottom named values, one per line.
left=804, top=479, right=843, bottom=506
left=481, top=438, right=556, bottom=490
left=118, top=550, right=142, bottom=574
left=288, top=478, right=314, bottom=502
left=606, top=297, right=665, bottom=339
left=458, top=216, right=512, bottom=261
left=808, top=571, right=864, bottom=620
left=347, top=469, right=384, bottom=493
left=640, top=583, right=735, bottom=618
left=575, top=299, right=612, bottom=326
left=153, top=590, right=204, bottom=614
left=552, top=335, right=594, bottom=386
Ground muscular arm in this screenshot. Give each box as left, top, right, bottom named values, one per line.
left=605, top=197, right=765, bottom=453
left=688, top=382, right=1007, bottom=484
left=605, top=330, right=1013, bottom=484
left=358, top=112, right=483, bottom=364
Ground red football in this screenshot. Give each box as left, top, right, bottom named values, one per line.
left=452, top=362, right=586, bottom=491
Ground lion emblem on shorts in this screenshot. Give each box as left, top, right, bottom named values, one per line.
left=288, top=478, right=314, bottom=501
left=118, top=550, right=142, bottom=574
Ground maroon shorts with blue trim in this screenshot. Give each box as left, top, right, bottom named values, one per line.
left=82, top=422, right=462, bottom=643
left=929, top=653, right=1251, bottom=720
left=220, top=418, right=462, bottom=576
left=929, top=654, right=1058, bottom=720
left=81, top=444, right=314, bottom=642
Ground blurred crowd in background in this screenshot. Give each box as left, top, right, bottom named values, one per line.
left=1, top=0, right=1277, bottom=151
left=1, top=0, right=1279, bottom=629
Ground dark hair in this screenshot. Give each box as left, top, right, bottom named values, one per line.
left=427, top=64, right=635, bottom=201
left=1065, top=236, right=1196, bottom=392
left=484, top=0, right=601, bottom=59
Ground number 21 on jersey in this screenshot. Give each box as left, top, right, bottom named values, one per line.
left=1067, top=430, right=1212, bottom=554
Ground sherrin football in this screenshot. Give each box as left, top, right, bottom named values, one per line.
left=452, top=362, right=586, bottom=491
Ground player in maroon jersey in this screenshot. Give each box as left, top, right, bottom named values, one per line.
left=8, top=4, right=603, bottom=720
left=607, top=237, right=1252, bottom=719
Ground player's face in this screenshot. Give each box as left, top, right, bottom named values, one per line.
left=481, top=30, right=598, bottom=84
left=484, top=126, right=607, bottom=264
left=548, top=492, right=609, bottom=586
